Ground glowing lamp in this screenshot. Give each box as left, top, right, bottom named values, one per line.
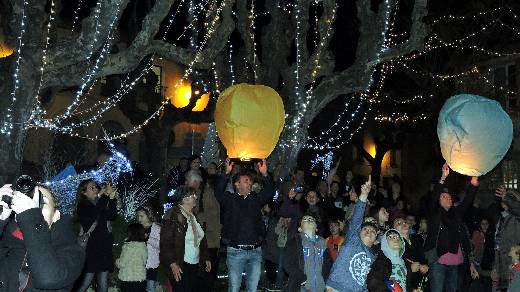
left=192, top=93, right=210, bottom=112
left=171, top=83, right=193, bottom=108
left=215, top=83, right=285, bottom=160
left=437, top=94, right=513, bottom=176
left=0, top=43, right=14, bottom=58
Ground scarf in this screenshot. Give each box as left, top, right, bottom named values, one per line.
left=179, top=205, right=202, bottom=247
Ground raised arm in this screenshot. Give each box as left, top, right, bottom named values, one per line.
left=256, top=159, right=275, bottom=205
left=346, top=176, right=371, bottom=237
left=455, top=177, right=479, bottom=216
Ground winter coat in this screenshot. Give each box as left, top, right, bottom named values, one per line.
left=194, top=185, right=221, bottom=249
left=146, top=222, right=161, bottom=269
left=262, top=215, right=280, bottom=263
left=76, top=195, right=118, bottom=272
left=116, top=241, right=147, bottom=282
left=424, top=182, right=477, bottom=265
left=283, top=233, right=332, bottom=292
left=0, top=209, right=84, bottom=292
left=160, top=205, right=209, bottom=285
left=494, top=207, right=520, bottom=289
left=326, top=199, right=376, bottom=292
left=508, top=263, right=520, bottom=292
left=401, top=234, right=427, bottom=290
left=367, top=229, right=409, bottom=292
left=214, top=174, right=275, bottom=246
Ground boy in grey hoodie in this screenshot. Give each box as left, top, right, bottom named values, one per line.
left=326, top=176, right=377, bottom=292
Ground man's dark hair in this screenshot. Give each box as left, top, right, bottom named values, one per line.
left=127, top=223, right=146, bottom=242
left=232, top=170, right=253, bottom=185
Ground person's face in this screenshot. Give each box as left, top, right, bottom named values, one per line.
left=186, top=177, right=201, bottom=190
left=360, top=226, right=377, bottom=247
left=379, top=207, right=389, bottom=223
left=262, top=204, right=271, bottom=215
left=301, top=216, right=317, bottom=234
left=396, top=200, right=404, bottom=210
left=137, top=210, right=151, bottom=226
left=306, top=191, right=318, bottom=206
left=180, top=159, right=189, bottom=169
left=346, top=171, right=353, bottom=182
left=440, top=193, right=453, bottom=210
left=349, top=189, right=358, bottom=202
left=331, top=183, right=339, bottom=194
left=235, top=175, right=253, bottom=195
left=391, top=183, right=400, bottom=195
left=190, top=158, right=201, bottom=170
left=480, top=219, right=489, bottom=232
left=329, top=222, right=340, bottom=235
left=182, top=193, right=198, bottom=209
left=318, top=181, right=328, bottom=194
left=393, top=218, right=410, bottom=235
left=295, top=170, right=305, bottom=184
left=387, top=232, right=402, bottom=252
left=83, top=181, right=99, bottom=200
left=419, top=219, right=427, bottom=231
left=406, top=215, right=416, bottom=227
left=207, top=163, right=217, bottom=175
left=509, top=249, right=520, bottom=262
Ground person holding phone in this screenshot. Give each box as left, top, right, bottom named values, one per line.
left=75, top=179, right=119, bottom=292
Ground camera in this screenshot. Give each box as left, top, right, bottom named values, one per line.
left=293, top=185, right=304, bottom=193
left=1, top=175, right=36, bottom=207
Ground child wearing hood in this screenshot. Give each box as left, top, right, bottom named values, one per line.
left=367, top=229, right=421, bottom=292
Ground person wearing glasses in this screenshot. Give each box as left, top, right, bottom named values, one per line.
left=160, top=186, right=211, bottom=291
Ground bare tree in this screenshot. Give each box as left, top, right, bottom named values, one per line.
left=0, top=0, right=429, bottom=184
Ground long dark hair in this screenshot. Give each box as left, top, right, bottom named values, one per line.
left=127, top=223, right=146, bottom=242
left=74, top=179, right=99, bottom=217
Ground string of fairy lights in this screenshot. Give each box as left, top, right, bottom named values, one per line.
left=304, top=0, right=395, bottom=150
left=29, top=0, right=210, bottom=135
left=0, top=0, right=28, bottom=136
left=38, top=0, right=228, bottom=141
left=5, top=0, right=520, bottom=155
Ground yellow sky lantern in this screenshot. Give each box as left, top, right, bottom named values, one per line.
left=0, top=43, right=14, bottom=58
left=215, top=83, right=285, bottom=160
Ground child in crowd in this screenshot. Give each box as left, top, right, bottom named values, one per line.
left=136, top=206, right=161, bottom=292
left=327, top=176, right=378, bottom=292
left=326, top=218, right=345, bottom=262
left=283, top=215, right=332, bottom=291
left=116, top=223, right=148, bottom=292
left=509, top=245, right=520, bottom=292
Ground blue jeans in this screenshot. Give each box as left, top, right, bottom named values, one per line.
left=76, top=272, right=108, bottom=292
left=146, top=280, right=156, bottom=292
left=227, top=246, right=262, bottom=292
left=430, top=262, right=459, bottom=292
left=275, top=248, right=285, bottom=287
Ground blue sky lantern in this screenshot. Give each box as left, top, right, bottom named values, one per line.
left=437, top=94, right=513, bottom=176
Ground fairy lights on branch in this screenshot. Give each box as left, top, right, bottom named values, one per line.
left=1, top=0, right=28, bottom=136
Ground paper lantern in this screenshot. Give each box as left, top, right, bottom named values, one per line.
left=215, top=83, right=285, bottom=159
left=437, top=94, right=513, bottom=176
left=192, top=93, right=210, bottom=112
left=171, top=83, right=192, bottom=108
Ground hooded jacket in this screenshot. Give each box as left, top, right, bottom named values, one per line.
left=0, top=209, right=85, bottom=292
left=326, top=200, right=376, bottom=292
left=367, top=229, right=408, bottom=292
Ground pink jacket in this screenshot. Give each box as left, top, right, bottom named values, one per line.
left=146, top=222, right=161, bottom=269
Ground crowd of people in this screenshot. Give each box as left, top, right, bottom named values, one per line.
left=0, top=154, right=520, bottom=292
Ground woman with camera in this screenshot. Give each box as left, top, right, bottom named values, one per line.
left=75, top=179, right=118, bottom=292
left=0, top=183, right=84, bottom=291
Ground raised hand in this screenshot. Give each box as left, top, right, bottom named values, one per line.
left=258, top=159, right=268, bottom=176
left=225, top=158, right=234, bottom=175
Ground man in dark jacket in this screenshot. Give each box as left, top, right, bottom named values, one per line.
left=0, top=184, right=84, bottom=292
left=424, top=164, right=479, bottom=292
left=215, top=159, right=274, bottom=292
